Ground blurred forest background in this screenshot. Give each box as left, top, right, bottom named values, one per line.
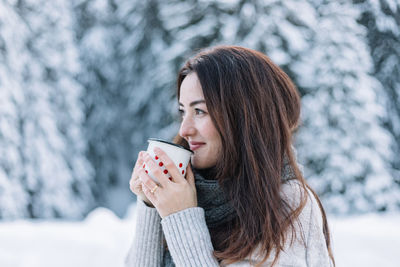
left=0, top=0, right=399, bottom=220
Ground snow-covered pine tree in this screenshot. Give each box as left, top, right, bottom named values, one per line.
left=73, top=0, right=129, bottom=205
left=159, top=0, right=400, bottom=213
left=73, top=0, right=182, bottom=209
left=0, top=0, right=94, bottom=219
left=72, top=0, right=399, bottom=214
left=355, top=0, right=400, bottom=197
left=73, top=0, right=322, bottom=207
left=155, top=0, right=317, bottom=82
left=295, top=0, right=399, bottom=213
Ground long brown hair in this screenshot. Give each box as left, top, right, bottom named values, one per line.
left=174, top=46, right=334, bottom=266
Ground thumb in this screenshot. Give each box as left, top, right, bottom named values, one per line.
left=186, top=164, right=195, bottom=188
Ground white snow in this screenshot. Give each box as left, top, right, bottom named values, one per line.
left=0, top=204, right=398, bottom=267
left=330, top=213, right=400, bottom=267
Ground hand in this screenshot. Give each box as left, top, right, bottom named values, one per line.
left=138, top=147, right=197, bottom=218
left=129, top=151, right=154, bottom=207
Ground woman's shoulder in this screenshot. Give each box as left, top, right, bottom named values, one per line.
left=281, top=179, right=318, bottom=204
left=280, top=179, right=306, bottom=207
left=226, top=181, right=328, bottom=267
left=280, top=179, right=324, bottom=227
left=280, top=181, right=333, bottom=267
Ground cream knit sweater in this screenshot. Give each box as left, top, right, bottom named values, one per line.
left=125, top=180, right=333, bottom=267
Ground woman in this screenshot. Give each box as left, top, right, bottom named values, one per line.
left=126, top=46, right=335, bottom=266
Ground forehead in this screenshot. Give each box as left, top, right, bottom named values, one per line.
left=179, top=72, right=205, bottom=103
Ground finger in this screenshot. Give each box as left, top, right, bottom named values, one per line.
left=143, top=151, right=170, bottom=187
left=142, top=184, right=157, bottom=204
left=153, top=147, right=185, bottom=183
left=134, top=151, right=144, bottom=167
left=130, top=178, right=143, bottom=194
left=186, top=163, right=195, bottom=188
left=131, top=151, right=145, bottom=181
left=138, top=167, right=161, bottom=192
left=130, top=153, right=145, bottom=194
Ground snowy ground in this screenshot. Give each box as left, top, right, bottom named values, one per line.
left=0, top=204, right=399, bottom=267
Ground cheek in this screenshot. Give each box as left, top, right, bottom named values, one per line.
left=201, top=122, right=221, bottom=151
left=199, top=119, right=219, bottom=139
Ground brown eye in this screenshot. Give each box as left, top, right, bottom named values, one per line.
left=195, top=108, right=205, bottom=115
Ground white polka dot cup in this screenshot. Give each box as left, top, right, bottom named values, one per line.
left=144, top=138, right=193, bottom=183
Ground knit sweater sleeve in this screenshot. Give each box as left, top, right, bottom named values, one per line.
left=161, top=207, right=220, bottom=266
left=125, top=199, right=164, bottom=267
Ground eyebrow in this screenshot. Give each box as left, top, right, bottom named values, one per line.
left=179, top=100, right=206, bottom=107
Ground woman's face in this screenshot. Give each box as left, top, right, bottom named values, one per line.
left=178, top=72, right=222, bottom=169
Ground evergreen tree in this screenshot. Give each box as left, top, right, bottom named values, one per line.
left=295, top=0, right=399, bottom=213
left=73, top=0, right=399, bottom=214
left=73, top=0, right=180, bottom=207
left=0, top=0, right=94, bottom=219
left=73, top=0, right=129, bottom=206
left=73, top=0, right=319, bottom=207
left=355, top=0, right=400, bottom=196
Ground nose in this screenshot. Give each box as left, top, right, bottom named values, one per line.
left=179, top=115, right=196, bottom=138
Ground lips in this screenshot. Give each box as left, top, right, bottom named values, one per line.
left=189, top=141, right=205, bottom=151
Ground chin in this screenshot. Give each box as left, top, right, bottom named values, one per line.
left=192, top=160, right=214, bottom=169
left=191, top=158, right=205, bottom=169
